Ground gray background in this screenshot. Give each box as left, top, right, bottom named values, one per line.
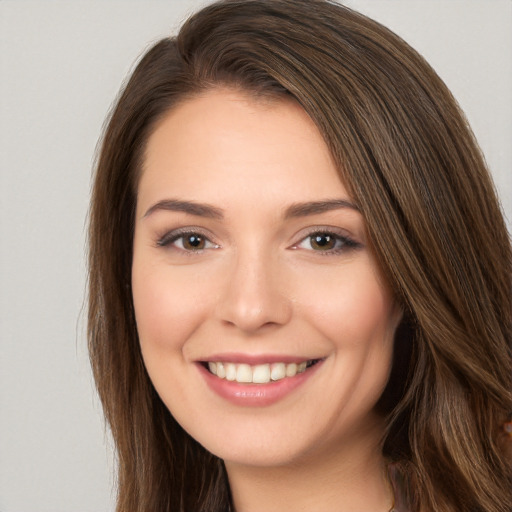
left=1, top=1, right=510, bottom=511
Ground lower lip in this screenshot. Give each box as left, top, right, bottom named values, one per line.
left=197, top=361, right=323, bottom=407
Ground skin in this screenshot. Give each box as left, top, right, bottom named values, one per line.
left=132, top=89, right=402, bottom=512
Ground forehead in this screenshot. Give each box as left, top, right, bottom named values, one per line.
left=138, top=88, right=350, bottom=212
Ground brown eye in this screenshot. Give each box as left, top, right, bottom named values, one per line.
left=294, top=230, right=360, bottom=254
left=310, top=233, right=336, bottom=251
left=182, top=234, right=206, bottom=250
left=157, top=230, right=218, bottom=252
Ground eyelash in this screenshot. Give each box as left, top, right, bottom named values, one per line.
left=156, top=228, right=218, bottom=252
left=156, top=227, right=361, bottom=255
left=292, top=229, right=361, bottom=255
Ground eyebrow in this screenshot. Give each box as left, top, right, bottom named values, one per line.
left=143, top=199, right=224, bottom=219
left=284, top=199, right=360, bottom=218
left=143, top=198, right=359, bottom=220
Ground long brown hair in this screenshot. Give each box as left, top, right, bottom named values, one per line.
left=88, top=1, right=512, bottom=510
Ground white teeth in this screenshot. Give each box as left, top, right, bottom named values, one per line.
left=271, top=362, right=286, bottom=381
left=286, top=363, right=297, bottom=377
left=225, top=363, right=237, bottom=381
left=206, top=360, right=314, bottom=383
left=236, top=364, right=253, bottom=383
left=216, top=362, right=226, bottom=379
left=252, top=364, right=271, bottom=383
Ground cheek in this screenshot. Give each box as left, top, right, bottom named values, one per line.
left=131, top=260, right=210, bottom=357
left=294, top=263, right=398, bottom=348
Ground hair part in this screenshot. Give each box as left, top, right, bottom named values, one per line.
left=88, top=1, right=512, bottom=510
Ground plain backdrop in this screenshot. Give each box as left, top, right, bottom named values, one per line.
left=1, top=1, right=511, bottom=511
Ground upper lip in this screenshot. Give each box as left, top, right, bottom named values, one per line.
left=197, top=353, right=324, bottom=365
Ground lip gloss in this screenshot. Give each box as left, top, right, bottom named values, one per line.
left=196, top=360, right=323, bottom=407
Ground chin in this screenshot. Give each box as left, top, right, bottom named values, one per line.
left=209, top=436, right=315, bottom=468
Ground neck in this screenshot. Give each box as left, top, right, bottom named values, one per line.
left=225, top=420, right=394, bottom=512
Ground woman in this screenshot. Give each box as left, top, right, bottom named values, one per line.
left=88, top=1, right=512, bottom=511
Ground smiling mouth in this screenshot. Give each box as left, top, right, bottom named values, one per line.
left=202, top=359, right=321, bottom=384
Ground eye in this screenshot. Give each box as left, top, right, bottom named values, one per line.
left=175, top=233, right=209, bottom=251
left=294, top=231, right=360, bottom=253
left=157, top=230, right=219, bottom=252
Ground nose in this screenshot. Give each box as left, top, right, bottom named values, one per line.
left=215, top=249, right=292, bottom=333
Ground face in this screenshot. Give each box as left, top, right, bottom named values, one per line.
left=132, top=89, right=402, bottom=469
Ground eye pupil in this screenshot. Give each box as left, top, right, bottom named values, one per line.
left=184, top=234, right=204, bottom=250
left=311, top=234, right=335, bottom=250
